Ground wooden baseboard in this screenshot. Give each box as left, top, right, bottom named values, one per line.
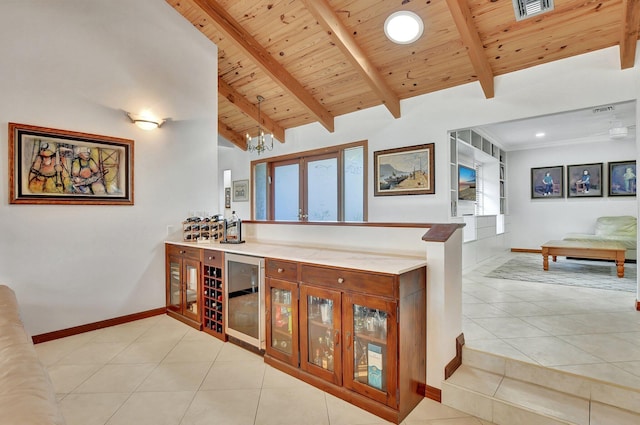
left=511, top=248, right=542, bottom=254
left=425, top=385, right=442, bottom=402
left=444, top=333, right=465, bottom=379
left=32, top=307, right=166, bottom=344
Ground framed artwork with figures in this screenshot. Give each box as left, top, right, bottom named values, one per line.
left=609, top=161, right=636, bottom=196
left=531, top=165, right=564, bottom=199
left=567, top=163, right=603, bottom=198
left=9, top=122, right=134, bottom=205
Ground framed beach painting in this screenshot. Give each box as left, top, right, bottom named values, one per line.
left=9, top=122, right=134, bottom=205
left=567, top=163, right=603, bottom=198
left=374, top=143, right=435, bottom=196
left=609, top=160, right=636, bottom=196
left=531, top=165, right=564, bottom=199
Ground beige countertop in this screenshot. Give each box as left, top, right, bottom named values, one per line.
left=166, top=240, right=426, bottom=275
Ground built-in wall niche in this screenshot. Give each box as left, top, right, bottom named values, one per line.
left=449, top=129, right=506, bottom=219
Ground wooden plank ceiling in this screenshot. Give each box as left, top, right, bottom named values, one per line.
left=167, top=0, right=640, bottom=150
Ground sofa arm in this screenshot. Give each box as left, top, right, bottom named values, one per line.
left=0, top=286, right=66, bottom=425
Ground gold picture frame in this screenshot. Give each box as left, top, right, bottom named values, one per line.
left=9, top=122, right=134, bottom=205
left=374, top=143, right=435, bottom=196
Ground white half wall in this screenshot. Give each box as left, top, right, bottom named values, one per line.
left=0, top=0, right=219, bottom=335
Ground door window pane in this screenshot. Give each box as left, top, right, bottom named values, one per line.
left=344, top=146, right=364, bottom=221
left=274, top=163, right=299, bottom=220
left=307, top=157, right=337, bottom=221
left=254, top=162, right=267, bottom=220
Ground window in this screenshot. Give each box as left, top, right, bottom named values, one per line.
left=251, top=141, right=367, bottom=222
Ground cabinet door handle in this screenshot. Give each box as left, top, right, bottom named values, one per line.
left=180, top=250, right=185, bottom=254
left=346, top=331, right=351, bottom=350
left=337, top=277, right=344, bottom=284
left=334, top=329, right=340, bottom=346
left=208, top=256, right=214, bottom=260
left=277, top=268, right=284, bottom=273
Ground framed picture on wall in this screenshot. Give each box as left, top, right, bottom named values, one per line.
left=8, top=122, right=134, bottom=205
left=531, top=165, right=564, bottom=199
left=374, top=143, right=435, bottom=196
left=609, top=161, right=636, bottom=196
left=232, top=179, right=249, bottom=202
left=567, top=163, right=603, bottom=198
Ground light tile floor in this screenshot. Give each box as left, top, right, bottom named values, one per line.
left=37, top=314, right=495, bottom=425
left=463, top=252, right=640, bottom=390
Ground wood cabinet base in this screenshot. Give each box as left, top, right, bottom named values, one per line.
left=265, top=354, right=420, bottom=424
left=167, top=310, right=201, bottom=330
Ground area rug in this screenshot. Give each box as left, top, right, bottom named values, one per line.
left=485, top=254, right=637, bottom=292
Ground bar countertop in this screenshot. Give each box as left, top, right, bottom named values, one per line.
left=166, top=240, right=426, bottom=275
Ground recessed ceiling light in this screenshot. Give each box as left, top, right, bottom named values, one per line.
left=384, top=11, right=424, bottom=44
left=535, top=132, right=545, bottom=138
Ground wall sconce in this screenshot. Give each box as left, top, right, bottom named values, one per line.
left=127, top=112, right=165, bottom=130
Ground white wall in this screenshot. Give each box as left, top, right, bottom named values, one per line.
left=0, top=0, right=219, bottom=335
left=508, top=139, right=637, bottom=250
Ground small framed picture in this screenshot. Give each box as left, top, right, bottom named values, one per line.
left=232, top=179, right=249, bottom=202
left=609, top=161, right=636, bottom=196
left=224, top=187, right=231, bottom=208
left=531, top=165, right=564, bottom=199
left=567, top=163, right=603, bottom=198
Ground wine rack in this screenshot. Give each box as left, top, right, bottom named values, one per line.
left=202, top=250, right=226, bottom=341
left=183, top=217, right=223, bottom=242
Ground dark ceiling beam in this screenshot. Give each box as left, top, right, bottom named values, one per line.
left=300, top=0, right=401, bottom=119
left=620, top=0, right=640, bottom=69
left=218, top=78, right=286, bottom=143
left=191, top=0, right=335, bottom=133
left=218, top=119, right=247, bottom=150
left=445, top=0, right=495, bottom=98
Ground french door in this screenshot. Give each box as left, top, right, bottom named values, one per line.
left=272, top=153, right=339, bottom=221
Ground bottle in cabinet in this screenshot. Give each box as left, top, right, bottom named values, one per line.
left=265, top=278, right=298, bottom=366
left=343, top=292, right=397, bottom=408
left=299, top=285, right=342, bottom=385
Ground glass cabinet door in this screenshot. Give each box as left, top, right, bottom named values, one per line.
left=343, top=293, right=397, bottom=407
left=266, top=278, right=298, bottom=366
left=300, top=285, right=342, bottom=385
left=167, top=255, right=181, bottom=313
left=182, top=258, right=200, bottom=322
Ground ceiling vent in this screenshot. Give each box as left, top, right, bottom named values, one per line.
left=513, top=0, right=554, bottom=21
left=592, top=105, right=615, bottom=114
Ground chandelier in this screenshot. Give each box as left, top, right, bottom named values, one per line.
left=246, top=95, right=274, bottom=155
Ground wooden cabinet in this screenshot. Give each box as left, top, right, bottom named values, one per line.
left=264, top=259, right=426, bottom=424
left=342, top=292, right=397, bottom=407
left=299, top=284, right=342, bottom=386
left=265, top=259, right=299, bottom=366
left=202, top=249, right=226, bottom=341
left=165, top=244, right=202, bottom=329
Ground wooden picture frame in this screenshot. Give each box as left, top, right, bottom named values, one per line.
left=9, top=122, right=134, bottom=205
left=531, top=165, right=564, bottom=199
left=374, top=143, right=435, bottom=196
left=609, top=160, right=636, bottom=196
left=567, top=162, right=603, bottom=198
left=232, top=179, right=249, bottom=202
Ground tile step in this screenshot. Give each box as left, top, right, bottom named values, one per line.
left=441, top=348, right=640, bottom=425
